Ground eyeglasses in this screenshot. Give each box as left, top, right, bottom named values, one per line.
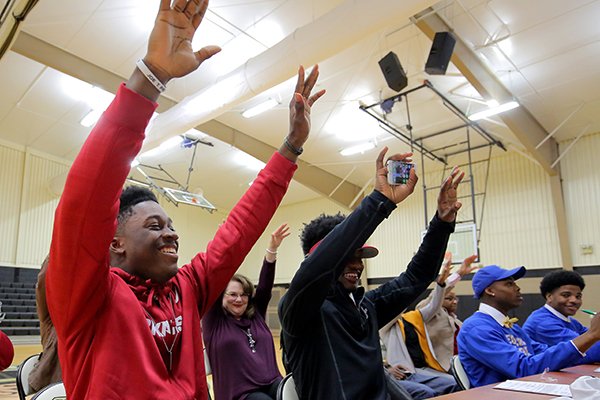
left=225, top=292, right=250, bottom=300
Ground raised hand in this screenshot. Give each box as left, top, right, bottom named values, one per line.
left=145, top=0, right=221, bottom=83
left=127, top=0, right=221, bottom=100
left=457, top=254, right=479, bottom=277
left=265, top=223, right=290, bottom=262
left=374, top=147, right=418, bottom=205
left=437, top=167, right=465, bottom=222
left=437, top=252, right=453, bottom=285
left=281, top=65, right=326, bottom=161
left=269, top=223, right=291, bottom=252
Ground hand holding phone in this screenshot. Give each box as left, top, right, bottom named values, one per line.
left=387, top=160, right=415, bottom=185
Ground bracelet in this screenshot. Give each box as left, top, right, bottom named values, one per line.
left=265, top=248, right=278, bottom=255
left=136, top=59, right=167, bottom=93
left=284, top=137, right=303, bottom=156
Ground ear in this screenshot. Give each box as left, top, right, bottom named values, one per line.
left=110, top=236, right=125, bottom=255
left=484, top=287, right=495, bottom=297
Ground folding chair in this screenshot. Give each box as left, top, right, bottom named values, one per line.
left=16, top=353, right=40, bottom=400
left=449, top=355, right=471, bottom=390
left=204, top=348, right=212, bottom=400
left=276, top=373, right=299, bottom=400
left=30, top=382, right=66, bottom=400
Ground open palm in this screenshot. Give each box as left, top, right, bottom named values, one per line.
left=145, top=0, right=221, bottom=82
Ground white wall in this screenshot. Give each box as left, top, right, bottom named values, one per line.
left=0, top=140, right=69, bottom=267
left=560, top=132, right=600, bottom=267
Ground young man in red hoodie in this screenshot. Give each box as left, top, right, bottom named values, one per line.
left=46, top=0, right=324, bottom=398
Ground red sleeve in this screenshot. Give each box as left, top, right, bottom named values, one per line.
left=46, top=84, right=157, bottom=339
left=0, top=330, right=14, bottom=371
left=178, top=151, right=296, bottom=315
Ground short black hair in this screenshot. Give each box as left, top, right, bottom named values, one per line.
left=539, top=270, right=585, bottom=297
left=300, top=213, right=346, bottom=255
left=117, top=186, right=159, bottom=228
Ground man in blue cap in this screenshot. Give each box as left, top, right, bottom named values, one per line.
left=457, top=265, right=600, bottom=387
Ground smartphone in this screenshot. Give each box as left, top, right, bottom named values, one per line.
left=387, top=160, right=414, bottom=185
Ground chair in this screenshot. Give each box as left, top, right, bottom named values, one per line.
left=449, top=355, right=471, bottom=390
left=276, top=373, right=299, bottom=400
left=30, top=382, right=66, bottom=400
left=203, top=348, right=212, bottom=400
left=16, top=352, right=40, bottom=400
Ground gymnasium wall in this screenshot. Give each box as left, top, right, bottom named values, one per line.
left=0, top=133, right=599, bottom=288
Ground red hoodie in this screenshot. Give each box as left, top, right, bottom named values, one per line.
left=46, top=84, right=296, bottom=399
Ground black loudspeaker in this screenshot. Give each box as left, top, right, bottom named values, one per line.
left=425, top=32, right=456, bottom=75
left=378, top=51, right=407, bottom=92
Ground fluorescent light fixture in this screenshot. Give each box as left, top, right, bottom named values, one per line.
left=139, top=136, right=184, bottom=158
left=468, top=101, right=519, bottom=121
left=340, top=142, right=376, bottom=156
left=242, top=99, right=279, bottom=118
left=80, top=109, right=102, bottom=127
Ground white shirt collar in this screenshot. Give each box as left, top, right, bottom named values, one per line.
left=349, top=292, right=356, bottom=305
left=544, top=304, right=572, bottom=322
left=478, top=303, right=508, bottom=327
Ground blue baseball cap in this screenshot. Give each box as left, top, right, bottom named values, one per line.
left=472, top=265, right=526, bottom=299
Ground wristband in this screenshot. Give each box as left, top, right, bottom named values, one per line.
left=284, top=137, right=303, bottom=155
left=265, top=248, right=278, bottom=255
left=136, top=59, right=167, bottom=93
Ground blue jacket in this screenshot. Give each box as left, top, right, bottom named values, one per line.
left=523, top=306, right=600, bottom=363
left=279, top=190, right=455, bottom=400
left=458, top=311, right=583, bottom=387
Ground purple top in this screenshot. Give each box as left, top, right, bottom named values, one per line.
left=203, top=259, right=282, bottom=400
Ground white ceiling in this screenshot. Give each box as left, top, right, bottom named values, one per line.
left=1, top=0, right=599, bottom=211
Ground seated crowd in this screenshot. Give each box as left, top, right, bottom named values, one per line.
left=4, top=1, right=600, bottom=399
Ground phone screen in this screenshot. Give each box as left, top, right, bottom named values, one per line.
left=387, top=160, right=414, bottom=185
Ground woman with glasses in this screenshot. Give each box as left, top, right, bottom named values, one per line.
left=203, top=224, right=289, bottom=400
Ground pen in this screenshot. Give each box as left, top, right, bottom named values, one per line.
left=581, top=309, right=597, bottom=316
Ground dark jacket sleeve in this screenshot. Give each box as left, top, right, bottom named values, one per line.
left=253, top=258, right=276, bottom=318
left=279, top=190, right=396, bottom=336
left=366, top=214, right=455, bottom=328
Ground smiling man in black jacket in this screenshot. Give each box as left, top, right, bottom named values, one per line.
left=279, top=147, right=464, bottom=400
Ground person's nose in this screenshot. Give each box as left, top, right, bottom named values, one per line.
left=163, top=228, right=179, bottom=242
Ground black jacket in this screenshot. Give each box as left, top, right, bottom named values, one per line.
left=279, top=190, right=455, bottom=400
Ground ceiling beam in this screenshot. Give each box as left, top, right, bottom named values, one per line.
left=10, top=31, right=363, bottom=208
left=413, top=9, right=559, bottom=175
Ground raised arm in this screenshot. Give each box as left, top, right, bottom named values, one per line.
left=253, top=224, right=290, bottom=317
left=369, top=167, right=464, bottom=327
left=417, top=257, right=452, bottom=322
left=186, top=67, right=324, bottom=314
left=47, top=0, right=220, bottom=337
left=280, top=148, right=417, bottom=335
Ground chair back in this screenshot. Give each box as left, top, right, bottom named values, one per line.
left=204, top=347, right=212, bottom=375
left=30, top=382, right=66, bottom=400
left=449, top=355, right=471, bottom=390
left=276, top=373, right=299, bottom=400
left=203, top=348, right=212, bottom=400
left=16, top=353, right=40, bottom=400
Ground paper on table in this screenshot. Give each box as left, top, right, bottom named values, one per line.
left=594, top=367, right=600, bottom=373
left=494, top=380, right=572, bottom=397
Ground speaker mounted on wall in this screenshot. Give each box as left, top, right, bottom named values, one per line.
left=425, top=31, right=456, bottom=75
left=378, top=51, right=408, bottom=92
